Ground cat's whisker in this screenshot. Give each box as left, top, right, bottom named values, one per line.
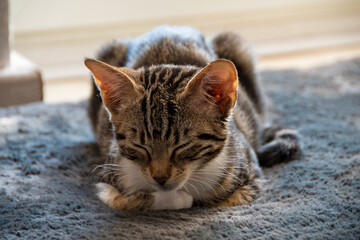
left=188, top=176, right=219, bottom=198
left=111, top=172, right=126, bottom=186
left=194, top=164, right=246, bottom=187
left=182, top=185, right=190, bottom=195
left=184, top=181, right=201, bottom=197
left=99, top=170, right=117, bottom=183
left=190, top=175, right=227, bottom=193
left=90, top=164, right=106, bottom=175
left=92, top=165, right=122, bottom=178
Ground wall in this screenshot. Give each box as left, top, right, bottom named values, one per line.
left=11, top=0, right=322, bottom=33
left=9, top=0, right=360, bottom=81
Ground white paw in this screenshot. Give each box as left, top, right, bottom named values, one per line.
left=95, top=182, right=120, bottom=205
left=151, top=190, right=193, bottom=210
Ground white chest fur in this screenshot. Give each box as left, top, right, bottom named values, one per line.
left=184, top=149, right=228, bottom=201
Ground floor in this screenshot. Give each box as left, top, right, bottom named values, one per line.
left=43, top=43, right=360, bottom=104
left=3, top=52, right=360, bottom=239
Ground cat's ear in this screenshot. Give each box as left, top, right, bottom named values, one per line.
left=84, top=58, right=141, bottom=114
left=182, top=59, right=238, bottom=117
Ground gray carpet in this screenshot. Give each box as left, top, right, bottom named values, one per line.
left=1, top=58, right=359, bottom=240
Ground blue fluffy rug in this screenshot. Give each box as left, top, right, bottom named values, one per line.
left=1, top=59, right=359, bottom=239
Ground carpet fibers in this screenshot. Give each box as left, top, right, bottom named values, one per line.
left=1, top=59, right=359, bottom=239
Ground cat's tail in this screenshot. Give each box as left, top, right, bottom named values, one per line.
left=257, top=126, right=302, bottom=167
left=88, top=39, right=128, bottom=130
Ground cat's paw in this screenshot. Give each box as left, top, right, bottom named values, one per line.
left=95, top=182, right=121, bottom=207
left=151, top=190, right=193, bottom=210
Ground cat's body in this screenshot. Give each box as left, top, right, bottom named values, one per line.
left=86, top=26, right=301, bottom=210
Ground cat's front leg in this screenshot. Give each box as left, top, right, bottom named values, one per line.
left=211, top=185, right=255, bottom=208
left=96, top=183, right=193, bottom=211
left=151, top=190, right=193, bottom=210
left=96, top=183, right=153, bottom=211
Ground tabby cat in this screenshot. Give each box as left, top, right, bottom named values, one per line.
left=85, top=26, right=301, bottom=210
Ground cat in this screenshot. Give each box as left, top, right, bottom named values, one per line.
left=85, top=25, right=301, bottom=211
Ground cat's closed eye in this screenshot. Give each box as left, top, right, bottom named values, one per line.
left=169, top=142, right=191, bottom=161
left=119, top=145, right=149, bottom=162
left=133, top=143, right=152, bottom=161
left=179, top=144, right=221, bottom=162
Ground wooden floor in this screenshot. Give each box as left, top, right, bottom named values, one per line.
left=44, top=43, right=360, bottom=104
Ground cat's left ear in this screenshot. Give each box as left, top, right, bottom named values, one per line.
left=182, top=59, right=238, bottom=117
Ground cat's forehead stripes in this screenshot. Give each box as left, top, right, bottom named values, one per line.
left=139, top=65, right=198, bottom=90
left=137, top=66, right=199, bottom=144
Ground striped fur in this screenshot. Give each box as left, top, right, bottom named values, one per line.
left=85, top=26, right=301, bottom=211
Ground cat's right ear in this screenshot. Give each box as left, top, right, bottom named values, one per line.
left=84, top=58, right=141, bottom=114
left=181, top=59, right=238, bottom=118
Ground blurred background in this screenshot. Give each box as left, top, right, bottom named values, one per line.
left=8, top=0, right=360, bottom=104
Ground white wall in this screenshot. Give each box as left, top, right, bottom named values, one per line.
left=11, top=0, right=326, bottom=33
left=9, top=0, right=360, bottom=81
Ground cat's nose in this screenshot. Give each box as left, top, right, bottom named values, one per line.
left=153, top=176, right=169, bottom=186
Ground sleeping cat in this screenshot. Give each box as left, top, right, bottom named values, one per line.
left=85, top=25, right=301, bottom=210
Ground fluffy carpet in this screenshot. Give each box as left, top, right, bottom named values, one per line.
left=1, top=58, right=359, bottom=240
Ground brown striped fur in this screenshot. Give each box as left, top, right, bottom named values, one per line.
left=85, top=26, right=301, bottom=211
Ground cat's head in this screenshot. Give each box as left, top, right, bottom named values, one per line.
left=85, top=59, right=238, bottom=192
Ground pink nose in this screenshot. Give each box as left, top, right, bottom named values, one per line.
left=153, top=176, right=168, bottom=186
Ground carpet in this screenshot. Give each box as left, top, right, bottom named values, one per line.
left=1, top=58, right=359, bottom=240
